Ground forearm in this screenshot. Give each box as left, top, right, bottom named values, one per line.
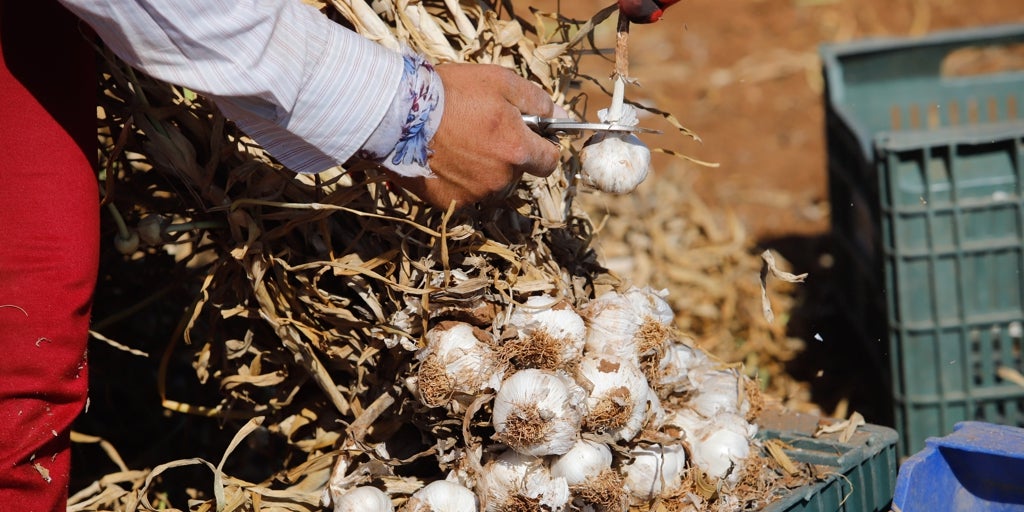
left=58, top=0, right=409, bottom=174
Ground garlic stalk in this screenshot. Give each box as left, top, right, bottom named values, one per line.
left=476, top=449, right=570, bottom=512
left=578, top=354, right=651, bottom=442
left=491, top=369, right=586, bottom=456
left=416, top=321, right=505, bottom=408
left=330, top=486, right=394, bottom=512
left=504, top=294, right=587, bottom=370
left=620, top=443, right=687, bottom=504
left=404, top=480, right=478, bottom=512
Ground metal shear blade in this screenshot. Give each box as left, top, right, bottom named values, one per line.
left=522, top=115, right=662, bottom=135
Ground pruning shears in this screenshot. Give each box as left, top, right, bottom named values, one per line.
left=522, top=115, right=662, bottom=136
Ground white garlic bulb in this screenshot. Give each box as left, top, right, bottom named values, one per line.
left=416, top=321, right=504, bottom=408
left=582, top=287, right=674, bottom=364
left=330, top=486, right=394, bottom=512
left=505, top=294, right=587, bottom=369
left=551, top=439, right=628, bottom=512
left=683, top=412, right=758, bottom=485
left=405, top=480, right=478, bottom=512
left=656, top=341, right=711, bottom=396
left=688, top=369, right=750, bottom=419
left=477, top=449, right=570, bottom=512
left=578, top=354, right=651, bottom=442
left=620, top=443, right=687, bottom=504
left=549, top=439, right=612, bottom=486
left=492, top=369, right=586, bottom=456
left=579, top=105, right=650, bottom=194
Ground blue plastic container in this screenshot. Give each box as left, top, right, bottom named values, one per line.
left=892, top=421, right=1024, bottom=511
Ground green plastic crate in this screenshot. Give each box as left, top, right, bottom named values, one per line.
left=821, top=24, right=1024, bottom=458
left=759, top=411, right=899, bottom=512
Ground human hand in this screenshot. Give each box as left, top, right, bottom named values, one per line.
left=617, top=0, right=682, bottom=23
left=384, top=63, right=562, bottom=209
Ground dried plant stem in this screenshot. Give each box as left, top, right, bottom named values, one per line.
left=607, top=13, right=631, bottom=122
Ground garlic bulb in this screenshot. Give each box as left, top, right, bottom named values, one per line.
left=477, top=449, right=570, bottom=512
left=578, top=354, right=650, bottom=442
left=620, top=443, right=687, bottom=504
left=416, top=321, right=504, bottom=408
left=688, top=369, right=750, bottom=419
left=662, top=407, right=757, bottom=485
left=492, top=369, right=585, bottom=456
left=404, top=480, right=478, bottom=512
left=331, top=486, right=394, bottom=512
left=685, top=412, right=757, bottom=485
left=579, top=105, right=650, bottom=194
left=582, top=287, right=674, bottom=363
left=551, top=439, right=628, bottom=512
left=549, top=439, right=612, bottom=486
left=656, top=341, right=711, bottom=396
left=504, top=294, right=587, bottom=370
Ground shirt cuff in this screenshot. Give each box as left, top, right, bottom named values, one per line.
left=357, top=52, right=445, bottom=179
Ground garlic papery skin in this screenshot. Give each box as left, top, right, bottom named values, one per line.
left=331, top=486, right=394, bottom=512
left=578, top=354, right=650, bottom=442
left=504, top=294, right=587, bottom=370
left=404, top=480, right=478, bottom=512
left=492, top=369, right=586, bottom=456
left=477, top=450, right=570, bottom=512
left=579, top=104, right=651, bottom=194
left=549, top=439, right=612, bottom=486
left=620, top=443, right=687, bottom=504
left=416, top=321, right=504, bottom=408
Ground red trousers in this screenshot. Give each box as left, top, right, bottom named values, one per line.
left=0, top=2, right=98, bottom=510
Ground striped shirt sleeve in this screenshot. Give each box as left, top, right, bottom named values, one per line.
left=58, top=0, right=405, bottom=174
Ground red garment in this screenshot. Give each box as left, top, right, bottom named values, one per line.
left=0, top=2, right=98, bottom=510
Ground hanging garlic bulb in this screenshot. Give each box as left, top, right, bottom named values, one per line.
left=550, top=439, right=628, bottom=512
left=404, top=480, right=478, bottom=512
left=330, top=486, right=394, bottom=512
left=491, top=369, right=586, bottom=456
left=504, top=294, right=587, bottom=370
left=579, top=104, right=651, bottom=194
left=416, top=321, right=505, bottom=408
left=578, top=354, right=651, bottom=442
left=476, top=449, right=570, bottom=512
left=620, top=443, right=687, bottom=504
